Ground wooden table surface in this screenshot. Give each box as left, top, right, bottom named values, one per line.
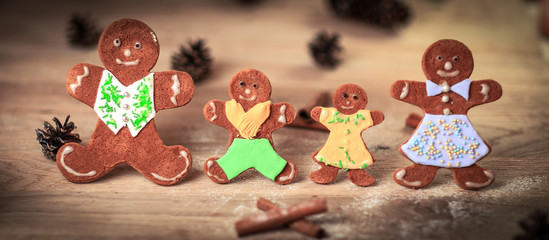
left=1, top=0, right=548, bottom=239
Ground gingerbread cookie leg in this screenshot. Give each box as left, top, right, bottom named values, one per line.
left=452, top=164, right=494, bottom=190
left=309, top=163, right=339, bottom=184
left=393, top=164, right=439, bottom=189
left=274, top=160, right=297, bottom=185
left=204, top=157, right=229, bottom=183
left=129, top=144, right=192, bottom=186
left=56, top=142, right=117, bottom=183
left=347, top=169, right=375, bottom=186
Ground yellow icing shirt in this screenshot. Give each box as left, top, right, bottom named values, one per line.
left=225, top=99, right=271, bottom=139
left=314, top=107, right=374, bottom=169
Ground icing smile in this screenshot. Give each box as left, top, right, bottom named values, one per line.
left=340, top=105, right=355, bottom=109
left=436, top=70, right=459, bottom=77
left=239, top=95, right=257, bottom=101
left=116, top=58, right=140, bottom=66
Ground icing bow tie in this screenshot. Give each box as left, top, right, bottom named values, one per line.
left=426, top=79, right=471, bottom=100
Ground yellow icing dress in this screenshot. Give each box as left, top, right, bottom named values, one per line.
left=314, top=107, right=374, bottom=169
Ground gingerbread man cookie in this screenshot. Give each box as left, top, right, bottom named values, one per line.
left=57, top=19, right=194, bottom=185
left=203, top=69, right=297, bottom=184
left=309, top=84, right=384, bottom=186
left=390, top=39, right=502, bottom=190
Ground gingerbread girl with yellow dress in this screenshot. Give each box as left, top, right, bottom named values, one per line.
left=309, top=84, right=384, bottom=186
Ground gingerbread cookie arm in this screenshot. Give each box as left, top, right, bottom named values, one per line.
left=370, top=110, right=385, bottom=126
left=390, top=80, right=427, bottom=108
left=66, top=63, right=104, bottom=107
left=310, top=106, right=322, bottom=122
left=468, top=79, right=502, bottom=107
left=154, top=71, right=194, bottom=110
left=203, top=100, right=233, bottom=130
left=262, top=103, right=296, bottom=134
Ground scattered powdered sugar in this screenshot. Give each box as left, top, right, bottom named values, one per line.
left=233, top=204, right=256, bottom=218
left=314, top=175, right=546, bottom=239
left=200, top=160, right=545, bottom=239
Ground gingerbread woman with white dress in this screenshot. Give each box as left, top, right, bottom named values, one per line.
left=57, top=19, right=194, bottom=185
left=390, top=39, right=502, bottom=190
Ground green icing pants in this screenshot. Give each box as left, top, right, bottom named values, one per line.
left=217, top=138, right=288, bottom=181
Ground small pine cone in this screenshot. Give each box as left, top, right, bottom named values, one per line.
left=233, top=0, right=264, bottom=5
left=35, top=115, right=81, bottom=161
left=326, top=0, right=411, bottom=29
left=66, top=13, right=101, bottom=48
left=171, top=39, right=213, bottom=84
left=308, top=31, right=342, bottom=68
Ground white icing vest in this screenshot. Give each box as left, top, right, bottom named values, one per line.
left=93, top=70, right=155, bottom=137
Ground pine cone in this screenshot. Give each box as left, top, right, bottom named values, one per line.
left=326, top=0, right=411, bottom=29
left=66, top=13, right=101, bottom=48
left=308, top=31, right=342, bottom=68
left=35, top=116, right=81, bottom=161
left=171, top=39, right=213, bottom=84
left=514, top=210, right=549, bottom=240
left=233, top=0, right=264, bottom=5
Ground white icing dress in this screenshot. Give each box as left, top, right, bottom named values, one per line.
left=401, top=114, right=490, bottom=168
left=401, top=79, right=490, bottom=168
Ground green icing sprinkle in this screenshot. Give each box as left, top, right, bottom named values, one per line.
left=99, top=102, right=115, bottom=113
left=327, top=111, right=365, bottom=126
left=361, top=163, right=368, bottom=169
left=100, top=74, right=123, bottom=107
left=130, top=77, right=154, bottom=129
left=338, top=160, right=343, bottom=168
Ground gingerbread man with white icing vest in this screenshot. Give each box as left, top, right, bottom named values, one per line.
left=57, top=19, right=194, bottom=185
left=390, top=39, right=502, bottom=190
left=203, top=69, right=297, bottom=184
left=309, top=84, right=384, bottom=186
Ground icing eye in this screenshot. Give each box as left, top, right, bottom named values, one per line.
left=436, top=55, right=443, bottom=61
left=134, top=42, right=142, bottom=50
left=239, top=81, right=246, bottom=87
left=352, top=94, right=358, bottom=100
left=113, top=38, right=121, bottom=47
left=342, top=93, right=348, bottom=98
left=452, top=56, right=459, bottom=62
left=252, top=83, right=258, bottom=89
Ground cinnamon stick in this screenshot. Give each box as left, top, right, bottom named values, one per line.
left=257, top=198, right=325, bottom=238
left=235, top=198, right=327, bottom=237
left=405, top=112, right=423, bottom=129
left=289, top=91, right=331, bottom=131
left=297, top=92, right=331, bottom=121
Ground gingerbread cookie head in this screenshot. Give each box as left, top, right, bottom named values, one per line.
left=228, top=69, right=272, bottom=110
left=421, top=39, right=474, bottom=85
left=333, top=84, right=368, bottom=115
left=98, top=18, right=159, bottom=78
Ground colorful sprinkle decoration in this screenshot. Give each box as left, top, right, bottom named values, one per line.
left=401, top=114, right=490, bottom=168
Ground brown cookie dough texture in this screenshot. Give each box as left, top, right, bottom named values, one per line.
left=57, top=19, right=194, bottom=186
